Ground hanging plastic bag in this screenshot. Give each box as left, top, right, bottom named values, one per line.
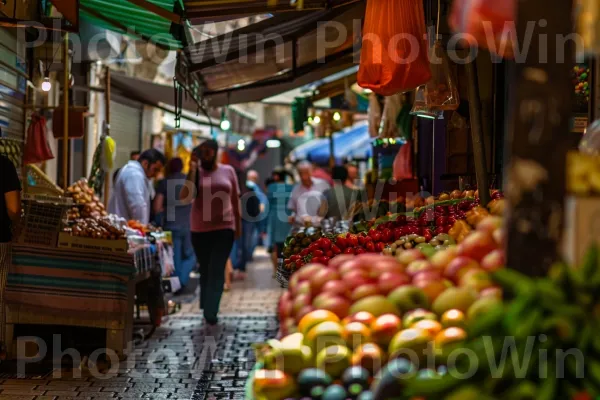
left=358, top=0, right=432, bottom=95
left=426, top=41, right=460, bottom=110
left=393, top=141, right=413, bottom=180
left=367, top=93, right=381, bottom=137
left=449, top=0, right=516, bottom=59
left=101, top=136, right=116, bottom=172
left=410, top=85, right=440, bottom=118
left=23, top=113, right=54, bottom=165
left=379, top=94, right=403, bottom=138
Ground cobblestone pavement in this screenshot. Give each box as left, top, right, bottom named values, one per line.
left=0, top=250, right=283, bottom=400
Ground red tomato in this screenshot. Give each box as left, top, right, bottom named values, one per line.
left=300, top=249, right=310, bottom=257
left=336, top=237, right=347, bottom=249
left=381, top=228, right=392, bottom=243
left=355, top=247, right=366, bottom=254
left=372, top=232, right=382, bottom=242
left=393, top=228, right=403, bottom=241
left=326, top=250, right=333, bottom=258
left=320, top=238, right=332, bottom=250
left=358, top=235, right=366, bottom=246
left=312, top=257, right=322, bottom=264
left=290, top=254, right=301, bottom=262
left=348, top=234, right=359, bottom=247
left=321, top=256, right=330, bottom=265
left=376, top=242, right=385, bottom=252
left=312, top=249, right=324, bottom=258
left=344, top=247, right=355, bottom=255
left=331, top=245, right=341, bottom=255
left=365, top=241, right=376, bottom=252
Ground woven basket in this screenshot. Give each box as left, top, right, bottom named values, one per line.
left=275, top=259, right=292, bottom=288
left=17, top=195, right=72, bottom=247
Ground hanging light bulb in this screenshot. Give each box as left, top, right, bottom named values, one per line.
left=333, top=111, right=341, bottom=121
left=237, top=139, right=246, bottom=151
left=41, top=76, right=51, bottom=92
left=220, top=107, right=231, bottom=131
left=313, top=115, right=321, bottom=124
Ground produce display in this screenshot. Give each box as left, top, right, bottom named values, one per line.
left=127, top=219, right=161, bottom=234
left=63, top=216, right=126, bottom=240
left=281, top=192, right=503, bottom=273
left=254, top=217, right=506, bottom=399
left=65, top=178, right=108, bottom=219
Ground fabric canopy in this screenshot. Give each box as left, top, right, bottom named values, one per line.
left=289, top=137, right=329, bottom=162
left=306, top=122, right=370, bottom=165
left=79, top=0, right=183, bottom=49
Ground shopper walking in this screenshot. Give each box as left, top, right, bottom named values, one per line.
left=182, top=139, right=241, bottom=326
left=266, top=169, right=293, bottom=275
left=288, top=161, right=330, bottom=228
left=153, top=157, right=196, bottom=292
left=0, top=155, right=21, bottom=354
left=246, top=170, right=267, bottom=255
left=322, top=166, right=365, bottom=220
left=109, top=149, right=165, bottom=223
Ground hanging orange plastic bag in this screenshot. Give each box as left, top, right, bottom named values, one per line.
left=23, top=113, right=54, bottom=165
left=449, top=0, right=516, bottom=59
left=426, top=41, right=460, bottom=110
left=358, top=0, right=432, bottom=96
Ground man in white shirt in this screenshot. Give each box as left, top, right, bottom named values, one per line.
left=109, top=149, right=166, bottom=224
left=287, top=161, right=330, bottom=227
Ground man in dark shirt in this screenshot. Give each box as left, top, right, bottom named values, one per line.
left=0, top=154, right=21, bottom=353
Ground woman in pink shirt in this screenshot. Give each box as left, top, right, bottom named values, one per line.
left=182, top=139, right=241, bottom=326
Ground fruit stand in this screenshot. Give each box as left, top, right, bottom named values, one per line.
left=5, top=175, right=167, bottom=359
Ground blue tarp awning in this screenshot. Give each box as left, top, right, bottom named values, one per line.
left=307, top=122, right=370, bottom=165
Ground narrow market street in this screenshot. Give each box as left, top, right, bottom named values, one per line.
left=0, top=250, right=282, bottom=400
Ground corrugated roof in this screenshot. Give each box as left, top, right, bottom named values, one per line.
left=79, top=0, right=184, bottom=49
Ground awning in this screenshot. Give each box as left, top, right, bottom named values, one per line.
left=184, top=0, right=361, bottom=19
left=79, top=0, right=184, bottom=49
left=305, top=122, right=373, bottom=165
left=110, top=73, right=257, bottom=134
left=186, top=2, right=364, bottom=94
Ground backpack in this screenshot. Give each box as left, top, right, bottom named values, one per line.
left=242, top=184, right=261, bottom=220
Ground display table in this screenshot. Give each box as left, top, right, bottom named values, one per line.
left=5, top=245, right=149, bottom=359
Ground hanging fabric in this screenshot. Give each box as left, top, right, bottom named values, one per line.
left=367, top=93, right=381, bottom=138
left=393, top=141, right=414, bottom=180
left=378, top=94, right=403, bottom=138
left=449, top=0, right=516, bottom=59
left=358, top=0, right=431, bottom=95
left=23, top=113, right=54, bottom=165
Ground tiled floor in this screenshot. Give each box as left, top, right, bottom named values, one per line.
left=0, top=250, right=283, bottom=400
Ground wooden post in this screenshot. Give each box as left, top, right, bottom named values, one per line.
left=465, top=59, right=490, bottom=207
left=62, top=32, right=69, bottom=190
left=104, top=67, right=111, bottom=206
left=504, top=0, right=578, bottom=275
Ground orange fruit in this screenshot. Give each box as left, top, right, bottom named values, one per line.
left=298, top=309, right=340, bottom=335
left=440, top=309, right=467, bottom=329
left=342, top=311, right=376, bottom=327
left=352, top=343, right=385, bottom=374
left=435, top=327, right=468, bottom=347
left=411, top=319, right=443, bottom=338
left=342, top=322, right=371, bottom=349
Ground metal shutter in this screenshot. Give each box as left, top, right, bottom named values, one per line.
left=110, top=100, right=142, bottom=169
left=0, top=28, right=26, bottom=171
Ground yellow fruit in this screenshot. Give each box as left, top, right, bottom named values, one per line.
left=316, top=345, right=351, bottom=379
left=304, top=321, right=345, bottom=354
left=298, top=310, right=340, bottom=336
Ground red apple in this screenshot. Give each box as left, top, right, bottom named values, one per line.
left=444, top=256, right=479, bottom=283
left=459, top=269, right=494, bottom=292
left=321, top=280, right=351, bottom=298
left=293, top=280, right=312, bottom=297
left=318, top=296, right=351, bottom=319
left=412, top=269, right=443, bottom=285
left=430, top=247, right=459, bottom=270
left=343, top=311, right=376, bottom=326
left=415, top=279, right=448, bottom=302
left=481, top=249, right=505, bottom=272
left=292, top=294, right=311, bottom=315
left=344, top=269, right=374, bottom=291
left=351, top=284, right=381, bottom=301
left=310, top=268, right=340, bottom=294
left=294, top=305, right=315, bottom=323
left=378, top=272, right=411, bottom=295
left=396, top=249, right=426, bottom=266
left=339, top=260, right=369, bottom=276
left=278, top=292, right=293, bottom=320
left=458, top=231, right=498, bottom=262
left=296, top=263, right=322, bottom=281
left=476, top=216, right=502, bottom=235
left=329, top=255, right=355, bottom=270
left=406, top=260, right=435, bottom=277
left=288, top=273, right=301, bottom=294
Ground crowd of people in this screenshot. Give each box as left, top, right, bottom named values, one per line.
left=106, top=140, right=364, bottom=328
